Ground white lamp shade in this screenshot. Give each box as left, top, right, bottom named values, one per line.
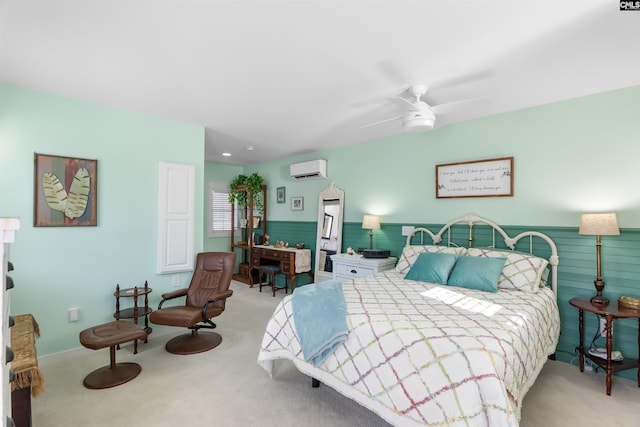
left=579, top=213, right=620, bottom=236
left=362, top=215, right=380, bottom=230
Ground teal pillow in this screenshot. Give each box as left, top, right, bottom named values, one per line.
left=447, top=256, right=506, bottom=292
left=404, top=252, right=459, bottom=284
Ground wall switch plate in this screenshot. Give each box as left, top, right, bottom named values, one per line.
left=172, top=275, right=181, bottom=287
left=401, top=226, right=415, bottom=236
left=68, top=308, right=79, bottom=322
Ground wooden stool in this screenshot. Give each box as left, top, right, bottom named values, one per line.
left=258, top=265, right=287, bottom=297
left=79, top=320, right=148, bottom=389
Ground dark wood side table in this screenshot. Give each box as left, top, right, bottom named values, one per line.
left=568, top=297, right=640, bottom=395
left=114, top=281, right=153, bottom=353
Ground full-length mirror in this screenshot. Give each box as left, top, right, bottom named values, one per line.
left=314, top=183, right=344, bottom=282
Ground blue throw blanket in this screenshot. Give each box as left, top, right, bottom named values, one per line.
left=292, top=280, right=348, bottom=367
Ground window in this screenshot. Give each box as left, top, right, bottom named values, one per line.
left=209, top=182, right=235, bottom=237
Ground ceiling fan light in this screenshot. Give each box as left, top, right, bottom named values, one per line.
left=403, top=110, right=436, bottom=132
left=402, top=104, right=436, bottom=132
left=404, top=118, right=435, bottom=132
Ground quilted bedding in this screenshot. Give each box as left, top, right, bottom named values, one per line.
left=258, top=270, right=560, bottom=427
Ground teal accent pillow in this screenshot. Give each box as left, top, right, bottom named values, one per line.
left=447, top=256, right=506, bottom=292
left=404, top=252, right=459, bottom=284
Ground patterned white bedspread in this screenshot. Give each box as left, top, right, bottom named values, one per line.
left=258, top=270, right=560, bottom=427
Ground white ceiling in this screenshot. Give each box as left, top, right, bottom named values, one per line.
left=2, top=1, right=639, bottom=166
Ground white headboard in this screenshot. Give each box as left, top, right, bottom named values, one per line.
left=405, top=214, right=559, bottom=296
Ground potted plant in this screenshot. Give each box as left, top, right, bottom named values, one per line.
left=229, top=173, right=265, bottom=213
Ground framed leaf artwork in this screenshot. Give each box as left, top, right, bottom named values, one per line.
left=34, top=153, right=98, bottom=226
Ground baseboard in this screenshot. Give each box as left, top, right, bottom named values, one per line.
left=38, top=346, right=94, bottom=367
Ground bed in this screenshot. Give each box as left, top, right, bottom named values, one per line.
left=257, top=214, right=560, bottom=426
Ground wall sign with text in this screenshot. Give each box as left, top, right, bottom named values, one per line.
left=436, top=157, right=514, bottom=199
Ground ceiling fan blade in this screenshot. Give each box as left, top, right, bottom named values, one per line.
left=431, top=97, right=486, bottom=115
left=429, top=69, right=494, bottom=92
left=360, top=116, right=402, bottom=129
left=388, top=96, right=416, bottom=110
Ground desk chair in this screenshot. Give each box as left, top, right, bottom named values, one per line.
left=258, top=264, right=288, bottom=297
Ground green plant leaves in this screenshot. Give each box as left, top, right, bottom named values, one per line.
left=229, top=173, right=264, bottom=213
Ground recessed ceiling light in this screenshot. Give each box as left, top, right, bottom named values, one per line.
left=245, top=146, right=254, bottom=151
left=222, top=152, right=231, bottom=157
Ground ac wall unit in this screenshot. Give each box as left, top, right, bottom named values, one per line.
left=290, top=159, right=327, bottom=180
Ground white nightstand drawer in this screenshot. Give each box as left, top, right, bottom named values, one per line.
left=335, top=263, right=375, bottom=278
left=331, top=253, right=397, bottom=281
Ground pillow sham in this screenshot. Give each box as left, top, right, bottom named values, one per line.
left=404, top=252, right=459, bottom=284
left=447, top=256, right=506, bottom=293
left=395, top=245, right=466, bottom=274
left=465, top=248, right=549, bottom=293
left=540, top=267, right=550, bottom=288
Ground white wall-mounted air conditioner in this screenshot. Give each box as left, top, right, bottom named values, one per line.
left=290, top=159, right=327, bottom=180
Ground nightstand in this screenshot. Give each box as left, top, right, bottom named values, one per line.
left=568, top=297, right=640, bottom=395
left=331, top=253, right=396, bottom=281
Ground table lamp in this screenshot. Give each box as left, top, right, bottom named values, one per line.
left=579, top=212, right=619, bottom=305
left=362, top=215, right=380, bottom=250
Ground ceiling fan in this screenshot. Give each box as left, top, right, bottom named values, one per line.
left=361, top=84, right=480, bottom=133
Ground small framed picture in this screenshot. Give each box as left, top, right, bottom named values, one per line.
left=276, top=186, right=286, bottom=203
left=291, top=196, right=303, bottom=211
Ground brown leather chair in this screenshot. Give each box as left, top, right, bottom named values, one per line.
left=149, top=252, right=235, bottom=355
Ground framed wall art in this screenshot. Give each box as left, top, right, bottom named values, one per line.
left=34, top=153, right=98, bottom=226
left=276, top=186, right=286, bottom=203
left=436, top=157, right=513, bottom=199
left=291, top=196, right=303, bottom=211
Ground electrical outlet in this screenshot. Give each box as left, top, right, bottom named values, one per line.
left=172, top=275, right=181, bottom=287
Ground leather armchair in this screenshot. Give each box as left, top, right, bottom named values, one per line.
left=149, top=252, right=235, bottom=354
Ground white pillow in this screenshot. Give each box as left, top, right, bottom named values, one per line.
left=395, top=245, right=466, bottom=274
left=465, top=248, right=549, bottom=293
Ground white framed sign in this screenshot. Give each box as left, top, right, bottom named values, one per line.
left=436, top=157, right=513, bottom=198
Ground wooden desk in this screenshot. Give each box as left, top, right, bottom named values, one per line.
left=251, top=246, right=313, bottom=292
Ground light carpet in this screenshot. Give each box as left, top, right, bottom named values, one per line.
left=33, top=280, right=640, bottom=426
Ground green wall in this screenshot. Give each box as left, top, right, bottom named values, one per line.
left=206, top=85, right=640, bottom=379
left=239, top=85, right=640, bottom=227
left=1, top=83, right=205, bottom=355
